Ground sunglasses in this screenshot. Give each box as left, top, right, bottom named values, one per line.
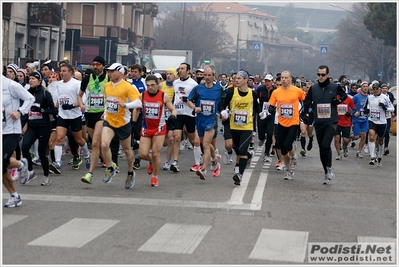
left=92, top=63, right=102, bottom=67
left=317, top=73, right=327, bottom=77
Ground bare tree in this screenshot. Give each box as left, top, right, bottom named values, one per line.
left=154, top=9, right=234, bottom=68
left=328, top=3, right=396, bottom=82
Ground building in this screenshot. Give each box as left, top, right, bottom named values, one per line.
left=2, top=2, right=157, bottom=69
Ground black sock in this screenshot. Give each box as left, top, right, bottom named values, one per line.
left=301, top=136, right=306, bottom=149
left=238, top=158, right=247, bottom=175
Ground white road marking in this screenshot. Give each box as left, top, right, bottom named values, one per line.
left=3, top=215, right=28, bottom=228
left=28, top=218, right=119, bottom=248
left=138, top=223, right=211, bottom=254
left=250, top=172, right=268, bottom=210
left=227, top=169, right=253, bottom=206
left=249, top=228, right=309, bottom=263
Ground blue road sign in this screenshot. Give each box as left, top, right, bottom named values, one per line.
left=378, top=70, right=385, bottom=77
left=320, top=46, right=329, bottom=54
left=253, top=42, right=261, bottom=50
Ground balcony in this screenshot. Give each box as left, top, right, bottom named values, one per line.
left=29, top=3, right=61, bottom=27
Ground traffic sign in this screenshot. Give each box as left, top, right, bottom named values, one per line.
left=253, top=42, right=261, bottom=50
left=204, top=60, right=211, bottom=64
left=320, top=45, right=329, bottom=54
left=378, top=70, right=385, bottom=77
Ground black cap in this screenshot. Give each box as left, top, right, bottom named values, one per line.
left=372, top=83, right=380, bottom=88
left=92, top=56, right=106, bottom=66
left=29, top=70, right=43, bottom=80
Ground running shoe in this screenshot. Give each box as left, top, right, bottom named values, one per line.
left=263, top=155, right=271, bottom=162
left=249, top=141, right=255, bottom=150
left=383, top=148, right=389, bottom=156
left=350, top=141, right=356, bottom=148
left=291, top=157, right=297, bottom=169
left=336, top=154, right=342, bottom=160
left=343, top=147, right=349, bottom=157
left=190, top=163, right=201, bottom=172
left=101, top=161, right=107, bottom=168
left=210, top=154, right=221, bottom=171
left=187, top=142, right=193, bottom=150
left=4, top=195, right=22, bottom=208
left=151, top=176, right=159, bottom=187
left=307, top=139, right=313, bottom=151
left=170, top=161, right=180, bottom=172
left=369, top=157, right=376, bottom=165
left=81, top=173, right=93, bottom=184
left=258, top=140, right=265, bottom=147
left=284, top=169, right=294, bottom=180
left=125, top=172, right=135, bottom=189
left=356, top=151, right=363, bottom=158
left=103, top=163, right=117, bottom=183
left=234, top=165, right=239, bottom=174
left=223, top=152, right=233, bottom=165
left=247, top=150, right=255, bottom=166
left=275, top=160, right=281, bottom=167
left=21, top=171, right=37, bottom=184
left=147, top=163, right=153, bottom=175
left=50, top=161, right=62, bottom=174
left=85, top=154, right=90, bottom=169
left=180, top=140, right=186, bottom=151
left=18, top=158, right=29, bottom=182
left=196, top=168, right=207, bottom=180
left=72, top=157, right=82, bottom=170
left=212, top=163, right=221, bottom=177
left=133, top=159, right=140, bottom=170
left=323, top=175, right=330, bottom=185
left=326, top=166, right=335, bottom=180
left=377, top=157, right=382, bottom=167
left=41, top=176, right=51, bottom=186
left=270, top=148, right=276, bottom=156
left=233, top=173, right=242, bottom=185
left=11, top=168, right=19, bottom=181
left=363, top=144, right=369, bottom=154
left=277, top=162, right=287, bottom=171
left=300, top=149, right=306, bottom=157
left=32, top=156, right=41, bottom=166
left=162, top=161, right=170, bottom=170
left=115, top=164, right=120, bottom=173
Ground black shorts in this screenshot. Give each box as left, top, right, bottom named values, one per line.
left=368, top=121, right=388, bottom=138
left=173, top=115, right=196, bottom=133
left=166, top=118, right=175, bottom=132
left=222, top=120, right=232, bottom=140
left=335, top=125, right=351, bottom=138
left=57, top=116, right=82, bottom=132
left=103, top=120, right=132, bottom=141
left=3, top=134, right=20, bottom=174
left=85, top=112, right=103, bottom=129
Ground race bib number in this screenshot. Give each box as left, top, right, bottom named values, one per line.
left=200, top=100, right=215, bottom=116
left=174, top=101, right=184, bottom=111
left=262, top=102, right=270, bottom=113
left=58, top=96, right=69, bottom=106
left=106, top=97, right=119, bottom=114
left=370, top=109, right=380, bottom=120
left=234, top=110, right=248, bottom=126
left=337, top=104, right=347, bottom=116
left=317, top=103, right=331, bottom=119
left=28, top=103, right=43, bottom=120
left=90, top=94, right=104, bottom=109
left=164, top=107, right=171, bottom=119
left=144, top=102, right=160, bottom=119
left=280, top=104, right=294, bottom=118
left=358, top=108, right=367, bottom=119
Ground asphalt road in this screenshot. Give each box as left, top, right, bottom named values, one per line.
left=3, top=126, right=397, bottom=266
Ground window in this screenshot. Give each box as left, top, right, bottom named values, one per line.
left=82, top=5, right=95, bottom=36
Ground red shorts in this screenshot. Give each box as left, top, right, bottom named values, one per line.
left=140, top=125, right=167, bottom=138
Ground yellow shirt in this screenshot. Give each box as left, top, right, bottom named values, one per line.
left=104, top=80, right=140, bottom=128
left=229, top=88, right=254, bottom=131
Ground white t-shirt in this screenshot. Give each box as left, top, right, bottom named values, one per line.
left=56, top=78, right=82, bottom=119
left=173, top=77, right=198, bottom=117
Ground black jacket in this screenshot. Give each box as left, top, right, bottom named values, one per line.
left=27, top=85, right=57, bottom=127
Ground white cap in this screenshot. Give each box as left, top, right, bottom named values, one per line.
left=196, top=68, right=204, bottom=73
left=106, top=63, right=124, bottom=73
left=154, top=73, right=162, bottom=79
left=265, top=74, right=273, bottom=81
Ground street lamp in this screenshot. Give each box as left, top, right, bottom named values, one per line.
left=236, top=7, right=257, bottom=71
left=202, top=3, right=213, bottom=67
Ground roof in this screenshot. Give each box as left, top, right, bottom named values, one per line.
left=186, top=2, right=277, bottom=19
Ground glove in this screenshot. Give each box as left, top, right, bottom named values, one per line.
left=62, top=104, right=75, bottom=110
left=192, top=109, right=196, bottom=116
left=259, top=111, right=267, bottom=120
left=221, top=110, right=229, bottom=119
left=268, top=105, right=276, bottom=116
left=181, top=96, right=188, bottom=102
left=379, top=102, right=387, bottom=110
left=331, top=97, right=342, bottom=105
left=363, top=108, right=369, bottom=115
left=30, top=106, right=41, bottom=112
left=169, top=114, right=176, bottom=122
left=345, top=112, right=352, bottom=117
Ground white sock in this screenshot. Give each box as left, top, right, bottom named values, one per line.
left=12, top=192, right=19, bottom=198
left=378, top=144, right=384, bottom=158
left=369, top=142, right=375, bottom=158
left=193, top=146, right=201, bottom=165
left=54, top=145, right=63, bottom=163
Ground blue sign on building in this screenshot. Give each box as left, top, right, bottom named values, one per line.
left=320, top=46, right=329, bottom=54
left=253, top=42, right=261, bottom=50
